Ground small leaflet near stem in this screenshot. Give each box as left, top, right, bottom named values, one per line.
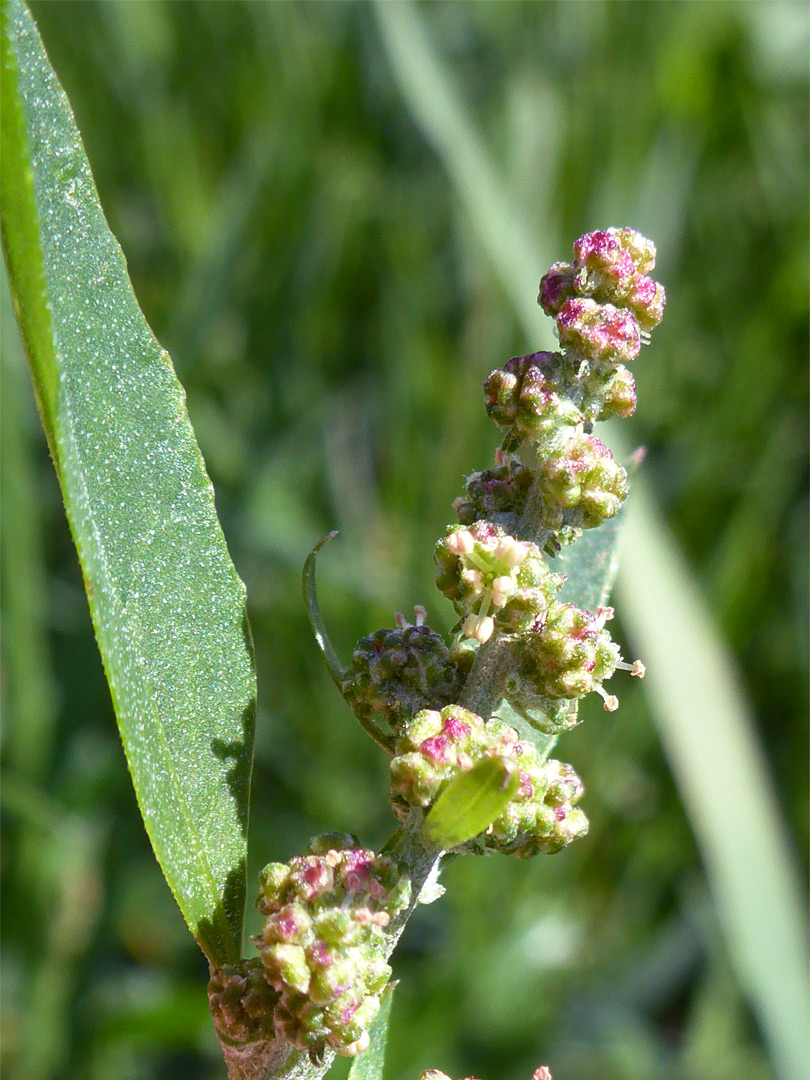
left=302, top=532, right=394, bottom=753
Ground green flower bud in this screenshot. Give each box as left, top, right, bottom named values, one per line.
left=454, top=460, right=534, bottom=530
left=610, top=227, right=656, bottom=274
left=539, top=433, right=628, bottom=531
left=484, top=353, right=581, bottom=450
left=507, top=602, right=625, bottom=712
left=208, top=958, right=279, bottom=1047
left=257, top=862, right=292, bottom=914
left=435, top=522, right=561, bottom=643
left=580, top=362, right=637, bottom=422
left=389, top=706, right=588, bottom=858
left=267, top=944, right=310, bottom=995
left=342, top=619, right=463, bottom=730
left=308, top=955, right=357, bottom=1006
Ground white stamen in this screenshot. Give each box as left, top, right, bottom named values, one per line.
left=493, top=536, right=515, bottom=560
left=490, top=574, right=516, bottom=603
left=594, top=605, right=614, bottom=629
left=505, top=540, right=528, bottom=567
left=446, top=529, right=474, bottom=555
left=596, top=685, right=619, bottom=711
left=413, top=605, right=427, bottom=626
left=462, top=614, right=494, bottom=643
left=343, top=1031, right=371, bottom=1057
left=615, top=658, right=645, bottom=678
left=462, top=568, right=484, bottom=588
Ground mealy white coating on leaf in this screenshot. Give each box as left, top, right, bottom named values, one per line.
left=6, top=0, right=255, bottom=963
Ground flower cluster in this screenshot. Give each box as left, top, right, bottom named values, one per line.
left=210, top=230, right=664, bottom=1071
left=453, top=459, right=534, bottom=532
left=341, top=611, right=465, bottom=733
left=538, top=432, right=629, bottom=532
left=435, top=522, right=561, bottom=643
left=252, top=834, right=410, bottom=1058
left=420, top=1068, right=552, bottom=1080
left=484, top=352, right=582, bottom=451
left=390, top=705, right=588, bottom=856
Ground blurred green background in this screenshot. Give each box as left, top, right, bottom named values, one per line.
left=1, top=3, right=807, bottom=1080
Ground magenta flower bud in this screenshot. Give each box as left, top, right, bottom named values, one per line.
left=262, top=903, right=313, bottom=945
left=290, top=857, right=334, bottom=901
left=609, top=227, right=657, bottom=273
left=484, top=353, right=581, bottom=450
left=573, top=229, right=637, bottom=298
left=251, top=838, right=410, bottom=1059
left=624, top=273, right=666, bottom=332
left=538, top=260, right=577, bottom=316
left=442, top=713, right=472, bottom=742
left=556, top=298, right=641, bottom=364
left=421, top=734, right=452, bottom=764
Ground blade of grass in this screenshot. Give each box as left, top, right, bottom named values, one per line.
left=374, top=5, right=809, bottom=1079
left=1, top=0, right=256, bottom=965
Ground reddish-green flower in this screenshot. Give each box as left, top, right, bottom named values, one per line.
left=484, top=353, right=581, bottom=450
left=435, top=522, right=560, bottom=642
left=539, top=433, right=629, bottom=531
left=253, top=835, right=410, bottom=1058
left=342, top=616, right=463, bottom=731
left=390, top=705, right=588, bottom=857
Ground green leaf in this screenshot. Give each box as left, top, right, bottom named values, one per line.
left=302, top=531, right=345, bottom=692
left=347, top=982, right=397, bottom=1080
left=422, top=757, right=519, bottom=851
left=556, top=511, right=624, bottom=615
left=0, top=0, right=256, bottom=965
left=303, top=532, right=394, bottom=754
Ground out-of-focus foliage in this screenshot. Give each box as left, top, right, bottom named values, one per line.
left=1, top=4, right=807, bottom=1080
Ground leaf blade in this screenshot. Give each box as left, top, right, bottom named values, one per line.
left=1, top=0, right=256, bottom=964
left=347, top=982, right=397, bottom=1080
left=422, top=757, right=519, bottom=851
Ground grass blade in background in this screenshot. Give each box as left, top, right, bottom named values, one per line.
left=1, top=0, right=256, bottom=965
left=373, top=4, right=809, bottom=1079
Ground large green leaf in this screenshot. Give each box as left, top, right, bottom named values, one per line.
left=0, top=0, right=256, bottom=965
